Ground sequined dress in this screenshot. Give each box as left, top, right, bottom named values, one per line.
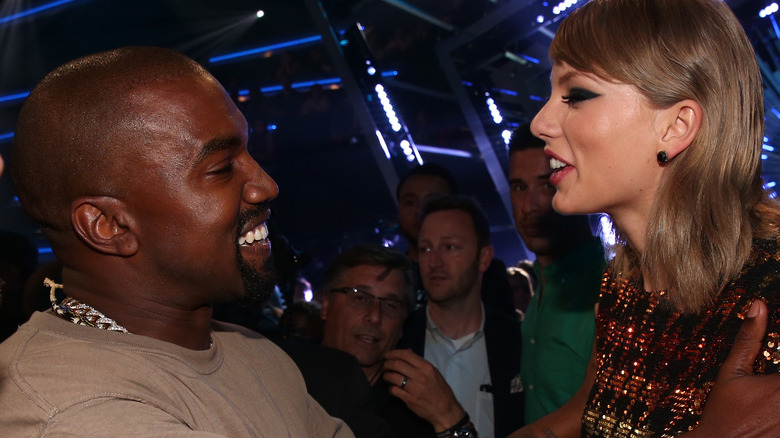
left=582, top=237, right=780, bottom=437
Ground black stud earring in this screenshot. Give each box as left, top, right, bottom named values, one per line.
left=657, top=151, right=668, bottom=164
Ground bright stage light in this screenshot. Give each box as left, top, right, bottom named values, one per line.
left=0, top=0, right=78, bottom=25
left=209, top=35, right=322, bottom=63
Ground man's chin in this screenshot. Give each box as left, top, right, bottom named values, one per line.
left=238, top=255, right=277, bottom=305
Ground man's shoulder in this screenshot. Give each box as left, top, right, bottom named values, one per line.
left=0, top=311, right=120, bottom=365
left=210, top=319, right=299, bottom=369
left=484, top=306, right=522, bottom=338
left=0, top=314, right=287, bottom=403
left=397, top=307, right=427, bottom=352
left=278, top=338, right=353, bottom=360
left=0, top=313, right=170, bottom=425
left=401, top=307, right=427, bottom=333
left=276, top=338, right=362, bottom=376
left=0, top=314, right=310, bottom=432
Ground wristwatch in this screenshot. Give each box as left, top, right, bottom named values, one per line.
left=451, top=423, right=477, bottom=437
left=435, top=413, right=479, bottom=438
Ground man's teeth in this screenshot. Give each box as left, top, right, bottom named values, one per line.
left=238, top=223, right=269, bottom=246
left=550, top=157, right=567, bottom=170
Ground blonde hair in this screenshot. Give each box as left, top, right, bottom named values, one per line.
left=551, top=0, right=780, bottom=313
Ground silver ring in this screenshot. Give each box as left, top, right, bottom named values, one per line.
left=400, top=377, right=408, bottom=389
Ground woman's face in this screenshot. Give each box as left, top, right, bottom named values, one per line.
left=531, top=62, right=666, bottom=223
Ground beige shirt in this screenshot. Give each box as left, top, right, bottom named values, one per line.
left=0, top=311, right=353, bottom=438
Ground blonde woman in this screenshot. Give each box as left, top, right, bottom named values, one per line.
left=512, top=0, right=780, bottom=436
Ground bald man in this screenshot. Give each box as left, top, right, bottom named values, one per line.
left=0, top=47, right=352, bottom=437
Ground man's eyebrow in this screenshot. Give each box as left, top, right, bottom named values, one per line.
left=194, top=135, right=243, bottom=166
left=354, top=284, right=404, bottom=300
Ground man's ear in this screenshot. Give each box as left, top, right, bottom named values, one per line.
left=479, top=244, right=494, bottom=273
left=71, top=196, right=139, bottom=256
left=658, top=99, right=702, bottom=160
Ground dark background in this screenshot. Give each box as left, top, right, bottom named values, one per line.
left=0, top=0, right=776, bottom=289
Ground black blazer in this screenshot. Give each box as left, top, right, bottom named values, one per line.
left=398, top=305, right=525, bottom=438
left=277, top=339, right=395, bottom=438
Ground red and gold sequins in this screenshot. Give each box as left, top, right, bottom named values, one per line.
left=582, top=238, right=780, bottom=437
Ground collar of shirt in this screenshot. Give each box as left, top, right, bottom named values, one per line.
left=424, top=303, right=486, bottom=353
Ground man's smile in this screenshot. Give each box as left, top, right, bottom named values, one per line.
left=239, top=222, right=269, bottom=246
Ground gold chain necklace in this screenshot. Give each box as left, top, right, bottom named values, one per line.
left=45, top=278, right=131, bottom=334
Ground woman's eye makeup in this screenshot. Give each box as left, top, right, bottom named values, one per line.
left=561, top=87, right=600, bottom=105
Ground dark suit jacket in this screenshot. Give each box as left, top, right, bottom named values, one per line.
left=372, top=378, right=435, bottom=438
left=398, top=305, right=525, bottom=438
left=277, top=338, right=395, bottom=438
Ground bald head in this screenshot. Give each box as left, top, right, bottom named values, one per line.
left=12, top=47, right=212, bottom=239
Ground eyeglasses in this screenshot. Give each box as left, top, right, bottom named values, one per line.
left=329, top=287, right=408, bottom=319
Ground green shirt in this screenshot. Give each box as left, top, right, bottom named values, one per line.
left=521, top=238, right=606, bottom=423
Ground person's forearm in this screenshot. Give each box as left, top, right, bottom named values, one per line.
left=506, top=402, right=581, bottom=438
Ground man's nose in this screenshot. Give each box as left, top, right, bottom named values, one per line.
left=522, top=192, right=540, bottom=215
left=363, top=298, right=382, bottom=324
left=243, top=158, right=279, bottom=205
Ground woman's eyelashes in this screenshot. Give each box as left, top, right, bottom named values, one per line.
left=561, top=87, right=600, bottom=105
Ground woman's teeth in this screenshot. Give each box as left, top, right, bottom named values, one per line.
left=239, top=223, right=269, bottom=246
left=550, top=157, right=567, bottom=170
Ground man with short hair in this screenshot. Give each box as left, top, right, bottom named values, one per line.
left=0, top=46, right=351, bottom=437
left=396, top=163, right=459, bottom=264
left=396, top=164, right=516, bottom=316
left=399, top=194, right=525, bottom=438
left=320, top=244, right=471, bottom=438
left=507, top=123, right=605, bottom=423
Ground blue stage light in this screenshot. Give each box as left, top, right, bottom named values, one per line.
left=0, top=0, right=78, bottom=25
left=209, top=35, right=322, bottom=63
left=416, top=145, right=472, bottom=158
left=520, top=54, right=540, bottom=64
left=0, top=91, right=30, bottom=103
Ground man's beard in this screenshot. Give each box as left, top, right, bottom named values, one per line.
left=237, top=249, right=277, bottom=306
left=234, top=203, right=277, bottom=306
left=426, top=256, right=481, bottom=307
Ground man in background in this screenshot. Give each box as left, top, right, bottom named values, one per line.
left=507, top=124, right=605, bottom=423
left=400, top=194, right=524, bottom=438
left=396, top=163, right=516, bottom=316
left=320, top=244, right=470, bottom=438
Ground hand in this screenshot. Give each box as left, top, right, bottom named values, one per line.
left=382, top=348, right=465, bottom=432
left=689, top=299, right=780, bottom=437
